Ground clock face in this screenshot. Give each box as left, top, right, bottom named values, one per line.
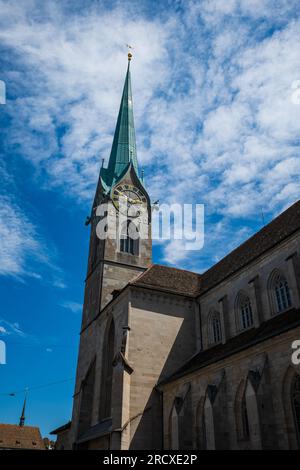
left=112, top=184, right=147, bottom=217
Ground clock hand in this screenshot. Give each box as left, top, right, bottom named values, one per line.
left=128, top=198, right=142, bottom=204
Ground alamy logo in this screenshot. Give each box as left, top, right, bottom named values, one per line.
left=95, top=200, right=205, bottom=251
left=291, top=340, right=300, bottom=366
left=0, top=80, right=6, bottom=105
left=0, top=340, right=6, bottom=365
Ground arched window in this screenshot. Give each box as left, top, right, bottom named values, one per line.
left=292, top=374, right=300, bottom=446
left=235, top=377, right=263, bottom=449
left=170, top=405, right=179, bottom=450
left=196, top=397, right=206, bottom=449
left=169, top=385, right=193, bottom=450
left=282, top=367, right=300, bottom=449
left=236, top=292, right=254, bottom=331
left=235, top=380, right=250, bottom=443
left=201, top=380, right=229, bottom=450
left=204, top=393, right=215, bottom=449
left=212, top=317, right=222, bottom=343
left=269, top=270, right=292, bottom=314
left=208, top=310, right=222, bottom=345
left=241, top=394, right=250, bottom=439
left=120, top=220, right=139, bottom=255
left=275, top=274, right=291, bottom=312
left=78, top=359, right=96, bottom=437
left=99, top=319, right=115, bottom=420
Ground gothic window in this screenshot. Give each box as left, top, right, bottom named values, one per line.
left=212, top=317, right=221, bottom=343
left=236, top=292, right=254, bottom=331
left=292, top=374, right=300, bottom=445
left=235, top=379, right=256, bottom=448
left=269, top=270, right=292, bottom=314
left=282, top=367, right=300, bottom=449
left=99, top=319, right=115, bottom=420
left=204, top=394, right=215, bottom=449
left=169, top=386, right=193, bottom=450
left=78, top=359, right=96, bottom=437
left=241, top=394, right=250, bottom=439
left=275, top=275, right=291, bottom=312
left=235, top=380, right=250, bottom=443
left=170, top=405, right=179, bottom=450
left=120, top=220, right=139, bottom=255
left=208, top=310, right=222, bottom=345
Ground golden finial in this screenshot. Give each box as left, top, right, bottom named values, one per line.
left=126, top=44, right=133, bottom=61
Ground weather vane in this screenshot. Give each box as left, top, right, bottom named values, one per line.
left=126, top=44, right=133, bottom=61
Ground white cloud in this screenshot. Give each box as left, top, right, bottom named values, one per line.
left=0, top=0, right=169, bottom=200
left=0, top=195, right=43, bottom=278
left=163, top=216, right=253, bottom=272
left=53, top=280, right=67, bottom=289
left=60, top=300, right=82, bottom=314
left=0, top=0, right=299, bottom=271
left=0, top=319, right=27, bottom=338
left=163, top=238, right=192, bottom=266
left=0, top=193, right=65, bottom=284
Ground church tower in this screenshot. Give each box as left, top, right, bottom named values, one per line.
left=82, top=53, right=152, bottom=329
left=69, top=55, right=197, bottom=450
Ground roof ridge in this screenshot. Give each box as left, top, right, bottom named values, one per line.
left=128, top=264, right=155, bottom=285
left=203, top=199, right=300, bottom=278
left=144, top=263, right=200, bottom=276
left=0, top=423, right=40, bottom=428
left=197, top=199, right=300, bottom=294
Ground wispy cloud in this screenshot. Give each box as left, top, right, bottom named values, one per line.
left=60, top=300, right=82, bottom=314
left=0, top=317, right=67, bottom=353
left=0, top=194, right=44, bottom=279
left=0, top=318, right=28, bottom=338
left=53, top=279, right=67, bottom=290
left=0, top=0, right=299, bottom=271
left=0, top=156, right=65, bottom=283
left=0, top=193, right=65, bottom=285
left=0, top=0, right=169, bottom=200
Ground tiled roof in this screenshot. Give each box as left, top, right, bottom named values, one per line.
left=0, top=424, right=45, bottom=450
left=131, top=264, right=201, bottom=297
left=130, top=200, right=300, bottom=298
left=161, top=307, right=300, bottom=384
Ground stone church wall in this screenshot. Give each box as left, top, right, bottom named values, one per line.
left=126, top=288, right=198, bottom=449
left=200, top=232, right=300, bottom=349
left=162, top=327, right=300, bottom=450
left=162, top=232, right=300, bottom=450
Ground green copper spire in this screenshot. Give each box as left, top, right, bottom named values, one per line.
left=100, top=53, right=139, bottom=191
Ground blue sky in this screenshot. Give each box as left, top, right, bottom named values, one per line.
left=0, top=0, right=300, bottom=437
